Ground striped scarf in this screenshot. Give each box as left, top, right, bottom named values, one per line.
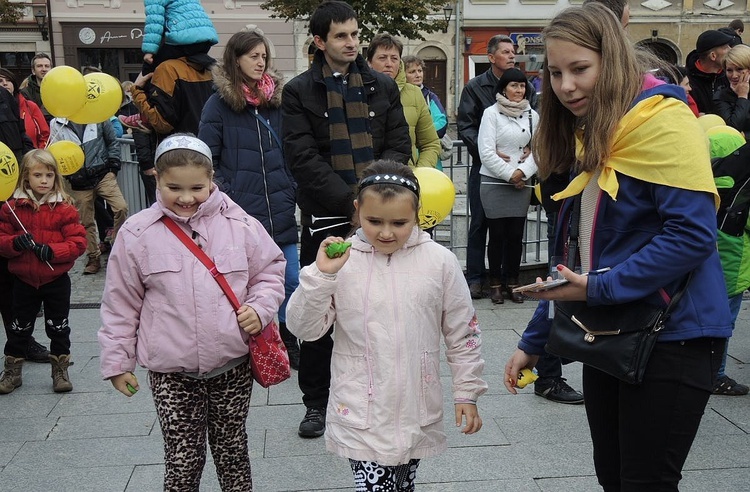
left=322, top=61, right=374, bottom=190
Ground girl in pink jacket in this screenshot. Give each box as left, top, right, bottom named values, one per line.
left=98, top=134, right=285, bottom=491
left=287, top=160, right=487, bottom=491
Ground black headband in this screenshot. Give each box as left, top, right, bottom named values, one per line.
left=358, top=174, right=419, bottom=197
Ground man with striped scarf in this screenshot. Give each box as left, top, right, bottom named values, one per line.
left=282, top=0, right=411, bottom=440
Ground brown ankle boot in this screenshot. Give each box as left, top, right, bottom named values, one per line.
left=50, top=354, right=73, bottom=393
left=506, top=284, right=525, bottom=303
left=489, top=279, right=504, bottom=304
left=0, top=356, right=24, bottom=394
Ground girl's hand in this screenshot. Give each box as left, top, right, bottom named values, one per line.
left=316, top=236, right=351, bottom=275
left=455, top=403, right=482, bottom=434
left=520, top=265, right=587, bottom=302
left=237, top=305, right=262, bottom=335
left=143, top=53, right=154, bottom=64
left=110, top=372, right=139, bottom=397
left=504, top=349, right=540, bottom=394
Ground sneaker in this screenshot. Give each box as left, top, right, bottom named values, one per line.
left=119, top=114, right=151, bottom=133
left=713, top=375, right=749, bottom=396
left=298, top=407, right=326, bottom=438
left=83, top=257, right=101, bottom=275
left=534, top=377, right=584, bottom=404
left=25, top=338, right=50, bottom=363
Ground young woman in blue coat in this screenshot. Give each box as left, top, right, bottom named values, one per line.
left=198, top=30, right=300, bottom=368
left=503, top=5, right=733, bottom=491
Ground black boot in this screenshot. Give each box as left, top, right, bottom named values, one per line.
left=279, top=322, right=300, bottom=370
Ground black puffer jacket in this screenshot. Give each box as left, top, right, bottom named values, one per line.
left=686, top=50, right=729, bottom=115
left=0, top=89, right=33, bottom=162
left=198, top=68, right=297, bottom=246
left=281, top=51, right=410, bottom=222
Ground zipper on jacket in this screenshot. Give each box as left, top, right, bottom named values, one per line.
left=389, top=254, right=406, bottom=455
left=254, top=108, right=275, bottom=238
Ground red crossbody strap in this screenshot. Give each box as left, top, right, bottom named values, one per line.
left=160, top=216, right=242, bottom=311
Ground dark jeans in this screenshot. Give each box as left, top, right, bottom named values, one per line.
left=486, top=216, right=525, bottom=284
left=140, top=172, right=157, bottom=206
left=0, top=257, right=13, bottom=329
left=297, top=221, right=351, bottom=409
left=5, top=274, right=72, bottom=357
left=95, top=196, right=114, bottom=242
left=583, top=337, right=724, bottom=492
left=466, top=161, right=488, bottom=285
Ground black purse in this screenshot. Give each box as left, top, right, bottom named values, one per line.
left=545, top=195, right=692, bottom=384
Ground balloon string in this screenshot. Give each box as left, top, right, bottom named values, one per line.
left=2, top=201, right=55, bottom=271
left=45, top=121, right=62, bottom=148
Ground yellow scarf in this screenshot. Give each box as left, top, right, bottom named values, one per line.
left=552, top=95, right=720, bottom=208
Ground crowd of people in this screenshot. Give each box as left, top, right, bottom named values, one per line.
left=0, top=0, right=748, bottom=490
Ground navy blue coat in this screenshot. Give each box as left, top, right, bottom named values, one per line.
left=199, top=69, right=297, bottom=246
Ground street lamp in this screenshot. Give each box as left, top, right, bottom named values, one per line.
left=442, top=3, right=453, bottom=34
left=34, top=6, right=48, bottom=41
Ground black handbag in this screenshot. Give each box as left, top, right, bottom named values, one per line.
left=545, top=195, right=692, bottom=384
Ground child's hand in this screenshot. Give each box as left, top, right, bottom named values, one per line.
left=455, top=403, right=482, bottom=434
left=133, top=71, right=153, bottom=90
left=110, top=372, right=139, bottom=397
left=237, top=305, right=262, bottom=335
left=143, top=53, right=154, bottom=64
left=316, top=236, right=351, bottom=275
left=13, top=233, right=35, bottom=251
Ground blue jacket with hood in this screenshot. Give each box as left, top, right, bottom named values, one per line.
left=519, top=85, right=733, bottom=355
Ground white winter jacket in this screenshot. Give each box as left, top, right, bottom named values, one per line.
left=478, top=105, right=539, bottom=182
left=287, top=227, right=487, bottom=465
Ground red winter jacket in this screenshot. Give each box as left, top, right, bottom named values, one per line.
left=0, top=196, right=86, bottom=288
left=18, top=94, right=49, bottom=149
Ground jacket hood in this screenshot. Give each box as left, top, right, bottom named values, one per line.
left=212, top=65, right=283, bottom=113
left=351, top=225, right=431, bottom=254
left=395, top=60, right=406, bottom=90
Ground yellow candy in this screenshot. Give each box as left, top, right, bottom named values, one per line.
left=515, top=368, right=538, bottom=389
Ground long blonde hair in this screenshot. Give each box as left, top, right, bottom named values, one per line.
left=534, top=3, right=642, bottom=179
left=17, top=149, right=75, bottom=209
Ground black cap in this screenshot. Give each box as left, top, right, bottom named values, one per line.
left=696, top=30, right=734, bottom=53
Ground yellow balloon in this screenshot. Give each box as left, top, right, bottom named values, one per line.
left=413, top=167, right=455, bottom=229
left=68, top=73, right=123, bottom=124
left=40, top=66, right=87, bottom=118
left=47, top=141, right=85, bottom=176
left=0, top=142, right=19, bottom=201
left=697, top=114, right=725, bottom=132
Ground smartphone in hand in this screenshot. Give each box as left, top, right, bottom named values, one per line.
left=511, top=278, right=570, bottom=293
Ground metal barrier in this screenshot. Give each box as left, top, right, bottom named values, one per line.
left=114, top=136, right=549, bottom=267
left=437, top=140, right=549, bottom=268
left=115, top=136, right=150, bottom=215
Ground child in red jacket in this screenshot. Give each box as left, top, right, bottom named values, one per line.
left=0, top=149, right=86, bottom=394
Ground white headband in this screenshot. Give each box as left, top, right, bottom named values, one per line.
left=154, top=135, right=212, bottom=163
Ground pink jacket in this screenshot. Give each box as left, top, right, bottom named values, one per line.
left=287, top=227, right=487, bottom=465
left=98, top=188, right=286, bottom=379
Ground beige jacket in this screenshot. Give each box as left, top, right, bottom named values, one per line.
left=287, top=228, right=487, bottom=465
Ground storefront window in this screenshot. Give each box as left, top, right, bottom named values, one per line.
left=77, top=48, right=142, bottom=81
left=0, top=52, right=35, bottom=84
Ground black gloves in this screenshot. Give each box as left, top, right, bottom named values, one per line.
left=13, top=233, right=34, bottom=251
left=33, top=244, right=54, bottom=262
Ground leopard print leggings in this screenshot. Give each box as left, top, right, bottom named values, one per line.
left=149, top=360, right=254, bottom=491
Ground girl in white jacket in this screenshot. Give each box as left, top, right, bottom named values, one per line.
left=287, top=160, right=487, bottom=492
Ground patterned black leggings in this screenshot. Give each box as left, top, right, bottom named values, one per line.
left=349, top=459, right=420, bottom=491
left=149, top=360, right=253, bottom=491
